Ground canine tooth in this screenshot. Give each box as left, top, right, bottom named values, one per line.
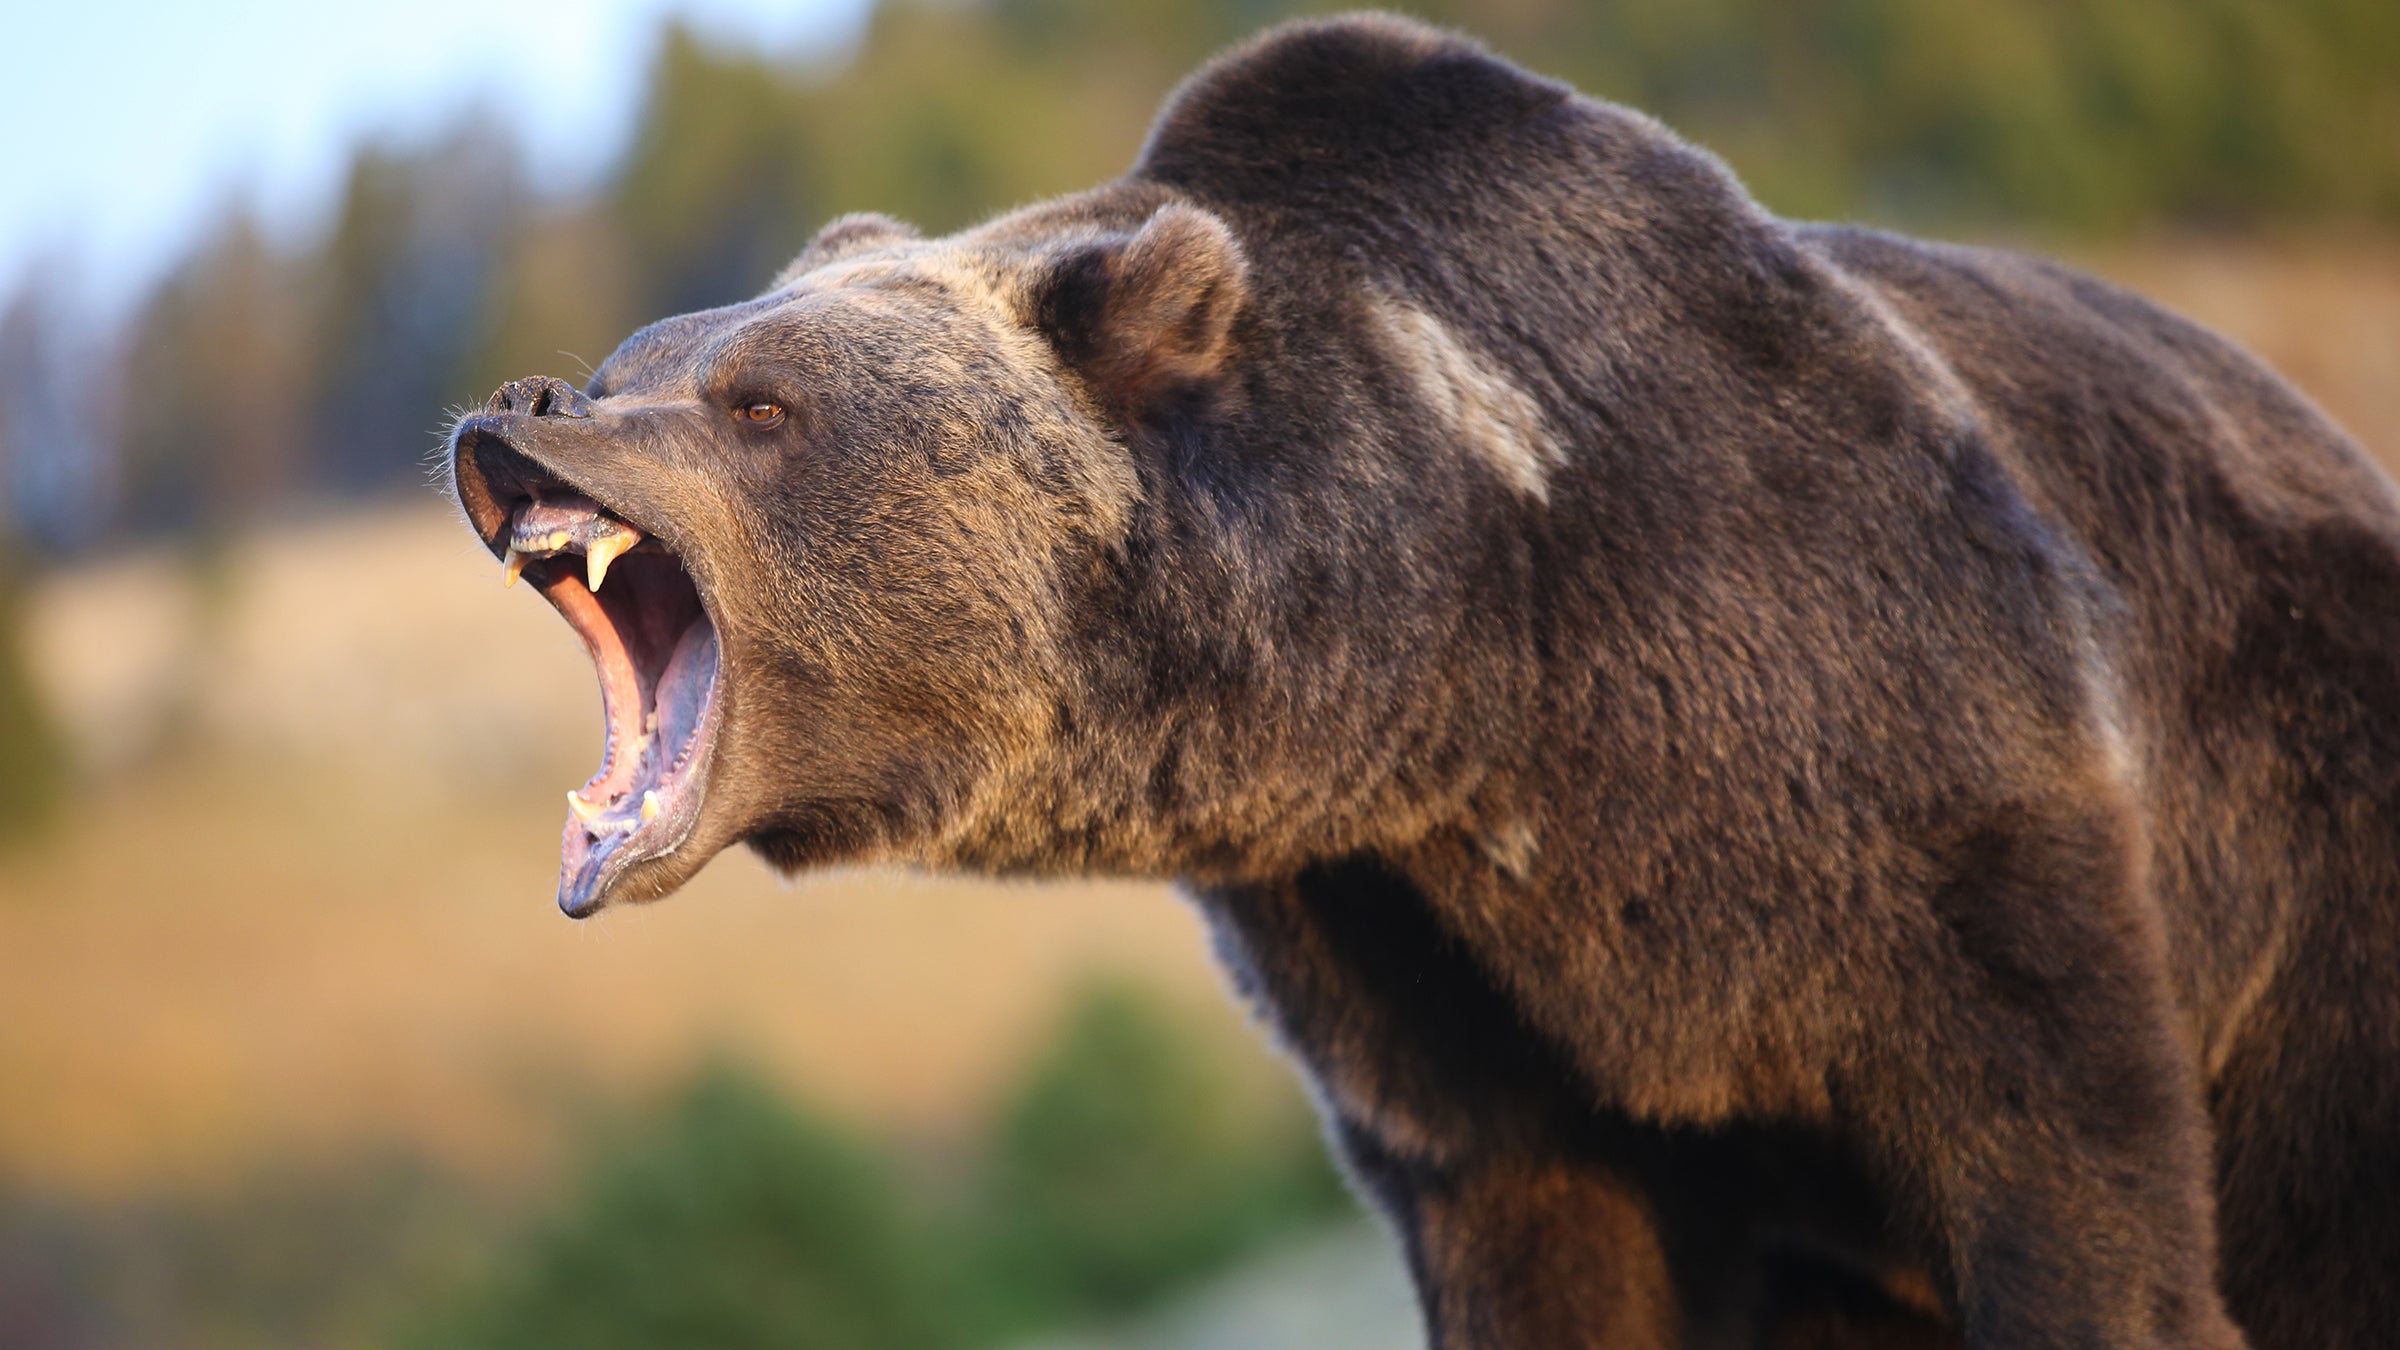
left=566, top=790, right=606, bottom=829
left=586, top=530, right=636, bottom=591
left=640, top=790, right=660, bottom=823
left=503, top=546, right=525, bottom=587
left=567, top=790, right=637, bottom=834
left=566, top=789, right=642, bottom=835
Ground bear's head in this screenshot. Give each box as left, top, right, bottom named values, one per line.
left=448, top=192, right=1268, bottom=916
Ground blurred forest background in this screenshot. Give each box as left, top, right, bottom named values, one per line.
left=1, top=0, right=2397, bottom=1346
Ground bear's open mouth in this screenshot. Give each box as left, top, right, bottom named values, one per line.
left=503, top=491, right=721, bottom=917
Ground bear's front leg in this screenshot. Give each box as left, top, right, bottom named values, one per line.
left=1201, top=862, right=1955, bottom=1349
left=1372, top=1150, right=1682, bottom=1349
left=1854, top=1031, right=2246, bottom=1350
left=1848, top=819, right=2251, bottom=1350
left=1341, top=1124, right=1962, bottom=1350
left=1199, top=866, right=1712, bottom=1346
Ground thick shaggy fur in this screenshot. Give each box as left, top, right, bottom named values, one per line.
left=449, top=15, right=2400, bottom=1348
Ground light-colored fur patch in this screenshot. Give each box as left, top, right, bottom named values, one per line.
left=1372, top=296, right=1563, bottom=501
left=1479, top=817, right=1540, bottom=882
left=1819, top=263, right=1981, bottom=426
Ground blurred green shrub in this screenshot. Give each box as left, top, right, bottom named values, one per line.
left=396, top=1067, right=969, bottom=1350
left=394, top=982, right=1350, bottom=1350
left=968, top=982, right=1347, bottom=1332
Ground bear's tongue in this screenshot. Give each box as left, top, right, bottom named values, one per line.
left=505, top=493, right=720, bottom=916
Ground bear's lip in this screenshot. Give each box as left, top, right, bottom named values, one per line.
left=502, top=490, right=722, bottom=918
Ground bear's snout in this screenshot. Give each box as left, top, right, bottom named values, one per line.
left=447, top=378, right=626, bottom=556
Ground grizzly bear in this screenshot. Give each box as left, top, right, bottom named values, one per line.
left=446, top=14, right=2400, bottom=1349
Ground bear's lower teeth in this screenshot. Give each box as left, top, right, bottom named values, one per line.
left=566, top=790, right=640, bottom=835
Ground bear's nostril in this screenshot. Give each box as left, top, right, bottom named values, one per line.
left=485, top=375, right=593, bottom=420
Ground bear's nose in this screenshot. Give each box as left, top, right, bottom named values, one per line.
left=483, top=375, right=592, bottom=419
left=450, top=376, right=599, bottom=556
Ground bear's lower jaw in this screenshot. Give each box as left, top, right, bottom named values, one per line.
left=505, top=495, right=724, bottom=917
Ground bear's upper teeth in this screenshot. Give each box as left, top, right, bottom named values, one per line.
left=500, top=495, right=646, bottom=591
left=586, top=530, right=637, bottom=592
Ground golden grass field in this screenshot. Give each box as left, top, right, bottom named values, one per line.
left=2, top=236, right=2394, bottom=1199
left=2, top=507, right=1251, bottom=1198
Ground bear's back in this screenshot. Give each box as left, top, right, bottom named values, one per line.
left=1801, top=224, right=2400, bottom=1057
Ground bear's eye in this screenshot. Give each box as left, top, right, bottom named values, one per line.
left=736, top=401, right=786, bottom=429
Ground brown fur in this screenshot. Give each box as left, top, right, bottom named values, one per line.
left=449, top=15, right=2400, bottom=1348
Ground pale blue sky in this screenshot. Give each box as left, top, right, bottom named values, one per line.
left=0, top=0, right=869, bottom=316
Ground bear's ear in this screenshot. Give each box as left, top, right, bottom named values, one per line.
left=774, top=212, right=921, bottom=288
left=1034, top=202, right=1250, bottom=423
